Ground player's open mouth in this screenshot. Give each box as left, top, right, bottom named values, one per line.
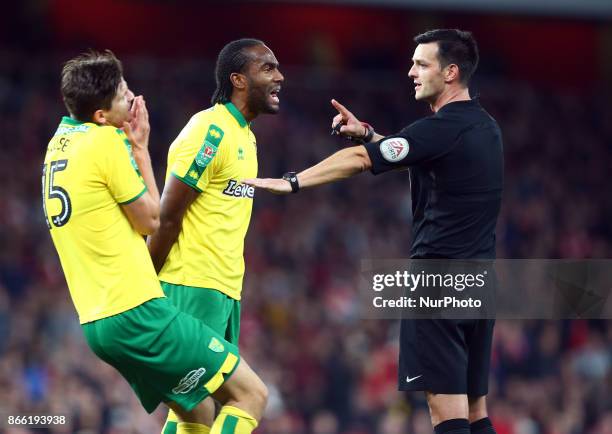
left=270, top=88, right=281, bottom=104
left=414, top=83, right=422, bottom=90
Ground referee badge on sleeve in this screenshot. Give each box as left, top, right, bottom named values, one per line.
left=380, top=137, right=409, bottom=162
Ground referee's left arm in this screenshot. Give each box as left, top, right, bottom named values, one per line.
left=297, top=145, right=371, bottom=187
left=243, top=145, right=371, bottom=194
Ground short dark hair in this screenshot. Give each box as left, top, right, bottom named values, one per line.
left=211, top=38, right=264, bottom=105
left=61, top=49, right=123, bottom=122
left=414, top=29, right=479, bottom=85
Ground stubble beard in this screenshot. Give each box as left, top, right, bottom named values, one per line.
left=247, top=85, right=278, bottom=116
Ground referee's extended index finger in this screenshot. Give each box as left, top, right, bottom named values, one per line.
left=331, top=99, right=350, bottom=118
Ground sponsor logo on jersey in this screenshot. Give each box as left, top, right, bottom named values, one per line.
left=172, top=367, right=207, bottom=394
left=222, top=179, right=255, bottom=199
left=380, top=137, right=409, bottom=162
left=208, top=337, right=225, bottom=353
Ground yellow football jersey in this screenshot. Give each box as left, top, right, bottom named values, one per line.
left=159, top=103, right=258, bottom=300
left=43, top=117, right=164, bottom=324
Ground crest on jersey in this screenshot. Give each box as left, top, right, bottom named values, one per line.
left=380, top=137, right=409, bottom=162
left=208, top=337, right=225, bottom=353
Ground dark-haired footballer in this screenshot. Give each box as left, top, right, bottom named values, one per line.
left=147, top=39, right=283, bottom=434
left=45, top=50, right=270, bottom=434
left=245, top=29, right=503, bottom=434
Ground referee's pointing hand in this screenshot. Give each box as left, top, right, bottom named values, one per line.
left=243, top=178, right=292, bottom=195
left=331, top=99, right=367, bottom=139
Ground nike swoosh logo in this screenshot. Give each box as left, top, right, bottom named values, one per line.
left=406, top=375, right=422, bottom=383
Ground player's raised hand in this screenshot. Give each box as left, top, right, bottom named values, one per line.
left=243, top=178, right=292, bottom=195
left=123, top=96, right=150, bottom=152
left=331, top=99, right=367, bottom=139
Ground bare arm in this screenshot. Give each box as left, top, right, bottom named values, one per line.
left=243, top=99, right=376, bottom=194
left=297, top=145, right=371, bottom=188
left=146, top=175, right=199, bottom=273
left=121, top=96, right=160, bottom=235
left=243, top=146, right=371, bottom=194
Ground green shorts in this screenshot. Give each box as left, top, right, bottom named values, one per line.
left=161, top=282, right=241, bottom=345
left=82, top=297, right=240, bottom=414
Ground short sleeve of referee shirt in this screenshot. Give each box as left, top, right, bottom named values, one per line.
left=365, top=115, right=460, bottom=175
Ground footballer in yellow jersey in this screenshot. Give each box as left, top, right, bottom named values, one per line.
left=158, top=101, right=258, bottom=299
left=45, top=50, right=268, bottom=434
left=148, top=39, right=283, bottom=434
left=44, top=115, right=161, bottom=323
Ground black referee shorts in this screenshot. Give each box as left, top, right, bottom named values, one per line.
left=398, top=318, right=495, bottom=396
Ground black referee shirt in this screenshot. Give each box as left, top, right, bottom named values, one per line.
left=365, top=98, right=503, bottom=259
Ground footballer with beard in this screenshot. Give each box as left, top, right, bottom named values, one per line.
left=147, top=39, right=283, bottom=434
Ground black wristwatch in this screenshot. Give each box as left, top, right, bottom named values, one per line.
left=282, top=171, right=300, bottom=193
left=362, top=123, right=375, bottom=143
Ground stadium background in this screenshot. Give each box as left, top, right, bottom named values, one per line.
left=1, top=0, right=611, bottom=433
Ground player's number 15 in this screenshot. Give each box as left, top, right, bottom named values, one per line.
left=42, top=160, right=72, bottom=229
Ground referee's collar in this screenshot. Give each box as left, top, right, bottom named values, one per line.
left=438, top=96, right=480, bottom=111
left=223, top=102, right=248, bottom=128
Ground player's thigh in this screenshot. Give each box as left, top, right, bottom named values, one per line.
left=211, top=357, right=268, bottom=408
left=468, top=395, right=488, bottom=422
left=425, top=392, right=469, bottom=426
left=166, top=398, right=215, bottom=425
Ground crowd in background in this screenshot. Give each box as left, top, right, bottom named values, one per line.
left=0, top=51, right=611, bottom=433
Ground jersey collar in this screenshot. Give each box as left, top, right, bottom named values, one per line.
left=54, top=116, right=94, bottom=136
left=223, top=102, right=248, bottom=128
left=61, top=116, right=85, bottom=126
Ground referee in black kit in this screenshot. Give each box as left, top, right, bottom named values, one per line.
left=245, top=29, right=503, bottom=434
